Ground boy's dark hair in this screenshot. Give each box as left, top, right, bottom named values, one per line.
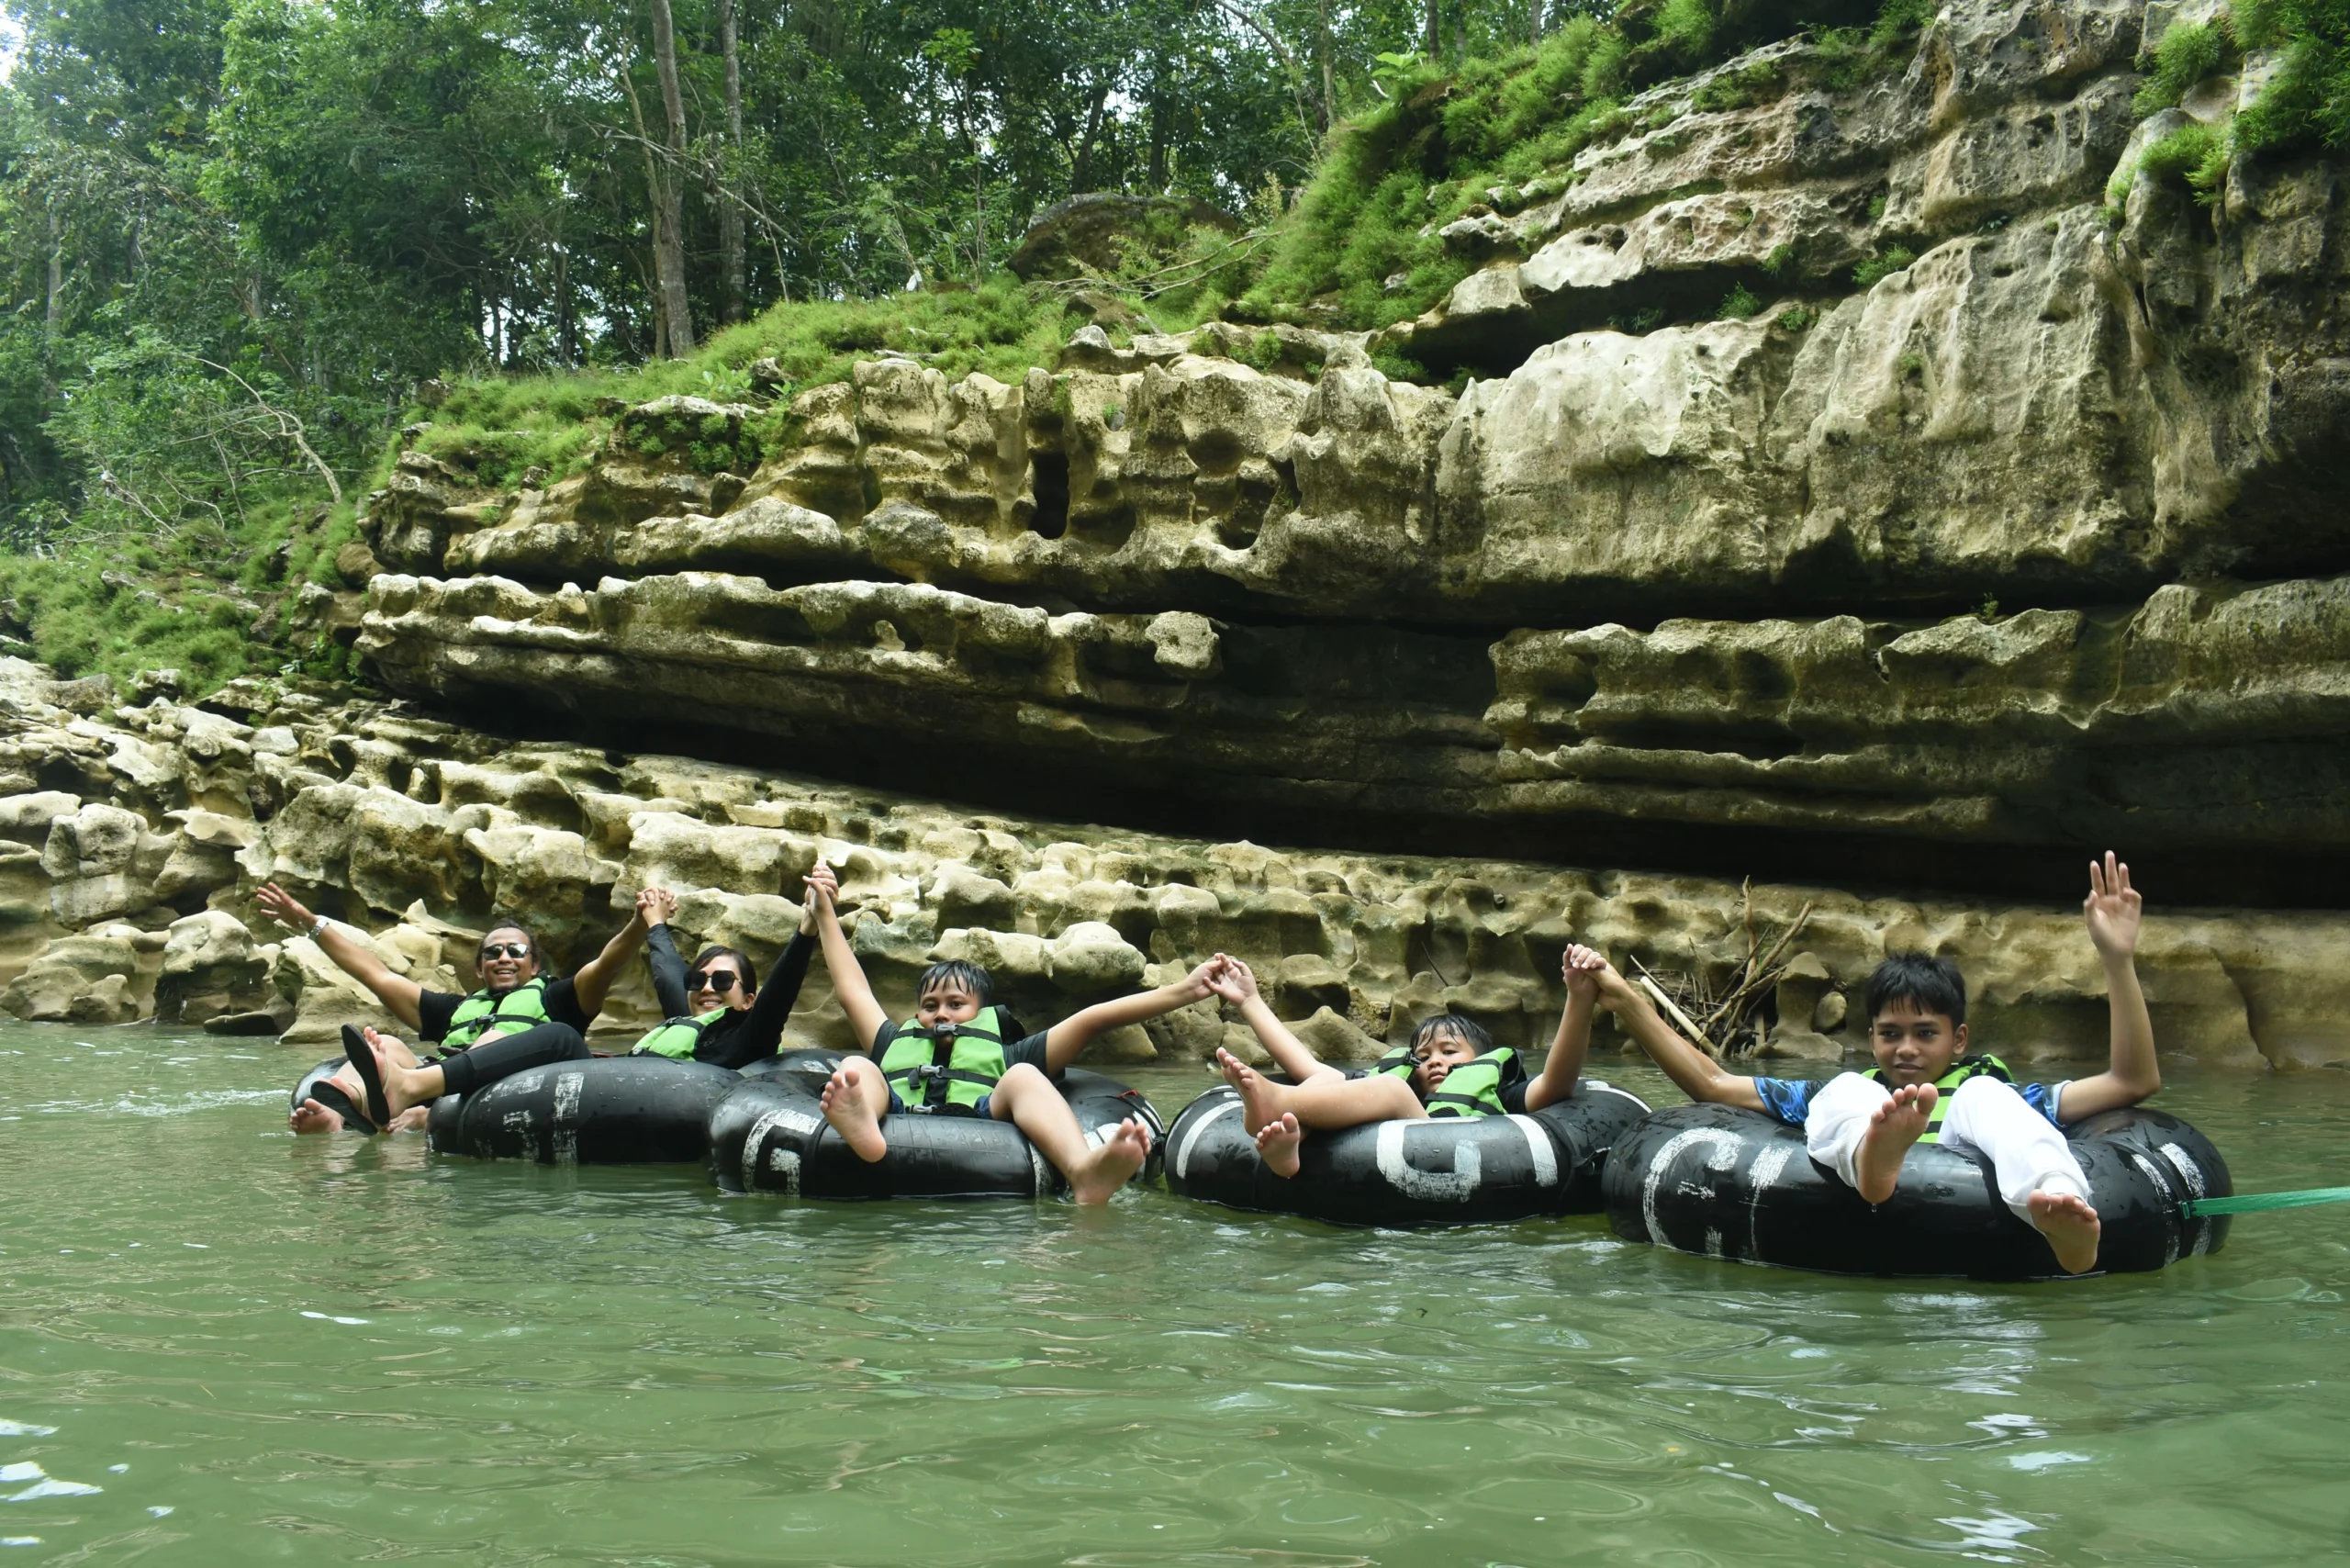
left=916, top=958, right=994, bottom=1005
left=1864, top=952, right=1967, bottom=1026
left=1409, top=1012, right=1494, bottom=1057
left=476, top=922, right=543, bottom=969
left=689, top=945, right=757, bottom=994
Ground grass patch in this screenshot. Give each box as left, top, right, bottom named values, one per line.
left=397, top=280, right=1078, bottom=492
left=1238, top=0, right=1931, bottom=342
left=0, top=492, right=362, bottom=693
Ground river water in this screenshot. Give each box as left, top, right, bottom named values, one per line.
left=3, top=1020, right=2347, bottom=1565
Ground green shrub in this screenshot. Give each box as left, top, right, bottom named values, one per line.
left=1776, top=305, right=1818, bottom=331
left=1853, top=245, right=1917, bottom=286
left=1693, top=60, right=1786, bottom=113
left=2232, top=0, right=2350, bottom=153
left=2139, top=120, right=2232, bottom=202
left=2134, top=17, right=2240, bottom=114
left=0, top=493, right=363, bottom=694
left=1718, top=284, right=1762, bottom=319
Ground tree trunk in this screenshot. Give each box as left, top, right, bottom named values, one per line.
left=718, top=0, right=746, bottom=324
left=1148, top=73, right=1171, bottom=190
left=1426, top=0, right=1440, bottom=61
left=1071, top=77, right=1110, bottom=193
left=556, top=247, right=576, bottom=366
left=1318, top=0, right=1336, bottom=129
left=649, top=0, right=696, bottom=354
left=962, top=93, right=985, bottom=283
left=45, top=207, right=63, bottom=338
left=620, top=62, right=673, bottom=358
left=1530, top=0, right=1543, bottom=45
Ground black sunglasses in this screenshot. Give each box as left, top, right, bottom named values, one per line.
left=689, top=969, right=744, bottom=993
left=480, top=942, right=532, bottom=960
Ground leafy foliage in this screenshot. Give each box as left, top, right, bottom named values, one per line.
left=2133, top=17, right=2240, bottom=114
left=2139, top=120, right=2232, bottom=202
left=2234, top=0, right=2350, bottom=153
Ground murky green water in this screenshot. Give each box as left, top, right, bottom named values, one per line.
left=5, top=1021, right=2350, bottom=1565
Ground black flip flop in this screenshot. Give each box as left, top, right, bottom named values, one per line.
left=308, top=1080, right=377, bottom=1136
left=340, top=1025, right=393, bottom=1128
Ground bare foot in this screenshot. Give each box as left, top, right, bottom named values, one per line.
left=1069, top=1116, right=1151, bottom=1204
left=1215, top=1047, right=1283, bottom=1137
left=2028, top=1188, right=2102, bottom=1274
left=387, top=1105, right=431, bottom=1134
left=288, top=1097, right=345, bottom=1135
left=368, top=1028, right=441, bottom=1119
left=1854, top=1084, right=1936, bottom=1204
left=819, top=1067, right=888, bottom=1163
left=1254, top=1111, right=1303, bottom=1179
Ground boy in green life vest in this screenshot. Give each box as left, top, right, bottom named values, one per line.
left=803, top=863, right=1220, bottom=1204
left=1206, top=946, right=1606, bottom=1178
left=1592, top=853, right=2157, bottom=1274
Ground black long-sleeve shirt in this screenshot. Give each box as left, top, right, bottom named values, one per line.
left=643, top=923, right=814, bottom=1070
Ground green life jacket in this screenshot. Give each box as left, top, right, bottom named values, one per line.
left=877, top=1006, right=1013, bottom=1114
left=442, top=977, right=554, bottom=1051
left=1371, top=1044, right=1519, bottom=1119
left=632, top=1008, right=730, bottom=1061
left=1870, top=1053, right=2012, bottom=1144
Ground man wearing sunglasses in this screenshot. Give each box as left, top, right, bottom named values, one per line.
left=259, top=881, right=657, bottom=1133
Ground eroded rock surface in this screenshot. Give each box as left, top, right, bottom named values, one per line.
left=0, top=656, right=2342, bottom=1074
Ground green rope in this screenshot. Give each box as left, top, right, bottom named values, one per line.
left=2185, top=1185, right=2350, bottom=1217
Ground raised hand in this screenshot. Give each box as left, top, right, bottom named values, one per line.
left=255, top=881, right=316, bottom=934
left=802, top=860, right=839, bottom=911
left=635, top=885, right=677, bottom=926
left=1203, top=953, right=1259, bottom=1005
left=1171, top=956, right=1225, bottom=1002
left=1561, top=943, right=1606, bottom=1001
left=2084, top=850, right=2142, bottom=958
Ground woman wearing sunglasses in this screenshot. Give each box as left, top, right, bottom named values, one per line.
left=629, top=884, right=818, bottom=1068
left=259, top=881, right=657, bottom=1133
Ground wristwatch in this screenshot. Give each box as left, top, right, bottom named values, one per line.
left=309, top=915, right=330, bottom=939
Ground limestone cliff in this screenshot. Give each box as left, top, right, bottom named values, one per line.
left=350, top=0, right=2350, bottom=904
left=2, top=658, right=2343, bottom=1072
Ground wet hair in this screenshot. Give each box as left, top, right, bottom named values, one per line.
left=916, top=959, right=993, bottom=1005
left=476, top=923, right=543, bottom=970
left=1864, top=952, right=1967, bottom=1027
left=1409, top=1012, right=1494, bottom=1058
left=689, top=945, right=757, bottom=995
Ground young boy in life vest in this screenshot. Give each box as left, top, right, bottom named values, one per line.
left=803, top=863, right=1222, bottom=1204
left=1591, top=853, right=2158, bottom=1274
left=1207, top=947, right=1605, bottom=1176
